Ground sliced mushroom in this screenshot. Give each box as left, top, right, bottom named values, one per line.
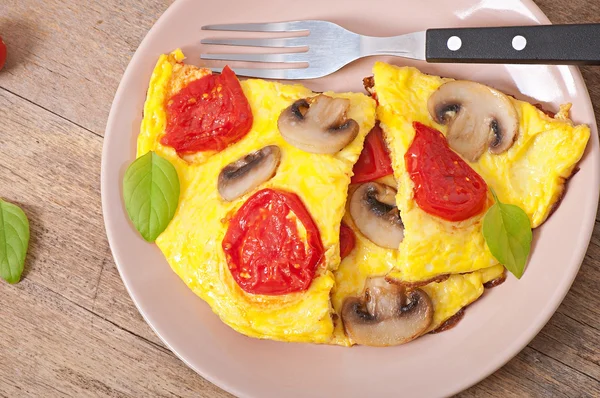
left=349, top=182, right=404, bottom=249
left=218, top=145, right=281, bottom=201
left=428, top=80, right=519, bottom=162
left=277, top=94, right=359, bottom=154
left=342, top=277, right=433, bottom=346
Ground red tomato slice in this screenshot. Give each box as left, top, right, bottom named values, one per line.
left=161, top=66, right=253, bottom=154
left=0, top=37, right=6, bottom=71
left=351, top=125, right=393, bottom=184
left=405, top=122, right=488, bottom=222
left=339, top=222, right=356, bottom=260
left=222, top=189, right=324, bottom=295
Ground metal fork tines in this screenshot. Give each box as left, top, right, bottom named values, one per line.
left=201, top=20, right=426, bottom=79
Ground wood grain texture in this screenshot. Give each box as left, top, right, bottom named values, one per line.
left=0, top=0, right=598, bottom=397
left=92, top=256, right=165, bottom=347
left=0, top=278, right=218, bottom=398
left=0, top=87, right=106, bottom=307
left=0, top=0, right=174, bottom=136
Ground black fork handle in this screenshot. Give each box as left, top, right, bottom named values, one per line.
left=426, top=24, right=600, bottom=65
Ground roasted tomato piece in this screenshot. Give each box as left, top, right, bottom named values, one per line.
left=351, top=124, right=393, bottom=184
left=339, top=222, right=356, bottom=260
left=222, top=189, right=324, bottom=295
left=405, top=122, right=488, bottom=221
left=0, top=37, right=6, bottom=71
left=161, top=66, right=253, bottom=154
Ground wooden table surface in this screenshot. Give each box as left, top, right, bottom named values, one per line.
left=0, top=0, right=598, bottom=397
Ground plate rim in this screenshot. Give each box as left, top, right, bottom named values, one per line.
left=101, top=0, right=600, bottom=396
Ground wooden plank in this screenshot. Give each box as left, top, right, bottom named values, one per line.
left=535, top=0, right=600, bottom=25
left=0, top=87, right=107, bottom=308
left=558, top=220, right=600, bottom=331
left=0, top=278, right=231, bottom=398
left=92, top=257, right=165, bottom=347
left=0, top=0, right=173, bottom=136
left=460, top=346, right=600, bottom=397
left=531, top=313, right=600, bottom=382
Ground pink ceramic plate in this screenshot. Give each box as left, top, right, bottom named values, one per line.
left=101, top=0, right=600, bottom=396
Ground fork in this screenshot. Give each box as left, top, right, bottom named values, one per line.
left=201, top=20, right=600, bottom=79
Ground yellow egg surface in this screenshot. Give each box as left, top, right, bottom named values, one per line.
left=136, top=50, right=377, bottom=343
left=372, top=62, right=590, bottom=284
left=331, top=200, right=505, bottom=345
left=137, top=49, right=214, bottom=169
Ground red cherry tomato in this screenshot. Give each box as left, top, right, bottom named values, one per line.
left=405, top=122, right=488, bottom=222
left=222, top=189, right=324, bottom=295
left=351, top=125, right=393, bottom=184
left=339, top=222, right=356, bottom=260
left=161, top=66, right=253, bottom=154
left=0, top=37, right=7, bottom=71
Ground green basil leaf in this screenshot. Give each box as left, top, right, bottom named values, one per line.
left=0, top=199, right=30, bottom=284
left=483, top=189, right=532, bottom=279
left=123, top=151, right=180, bottom=242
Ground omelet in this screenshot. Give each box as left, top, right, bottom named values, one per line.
left=133, top=52, right=585, bottom=346
left=137, top=50, right=376, bottom=343
left=371, top=62, right=590, bottom=284
left=331, top=186, right=505, bottom=346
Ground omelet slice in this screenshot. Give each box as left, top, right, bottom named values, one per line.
left=137, top=50, right=376, bottom=343
left=372, top=62, right=590, bottom=284
left=331, top=194, right=505, bottom=346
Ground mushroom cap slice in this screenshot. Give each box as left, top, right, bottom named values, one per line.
left=218, top=145, right=281, bottom=201
left=428, top=80, right=519, bottom=162
left=277, top=94, right=359, bottom=154
left=349, top=182, right=404, bottom=249
left=342, top=277, right=433, bottom=347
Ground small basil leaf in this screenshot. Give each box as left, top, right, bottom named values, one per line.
left=0, top=199, right=30, bottom=284
left=483, top=189, right=532, bottom=279
left=123, top=151, right=180, bottom=242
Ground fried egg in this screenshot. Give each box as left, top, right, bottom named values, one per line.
left=372, top=62, right=590, bottom=284
left=137, top=50, right=376, bottom=343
